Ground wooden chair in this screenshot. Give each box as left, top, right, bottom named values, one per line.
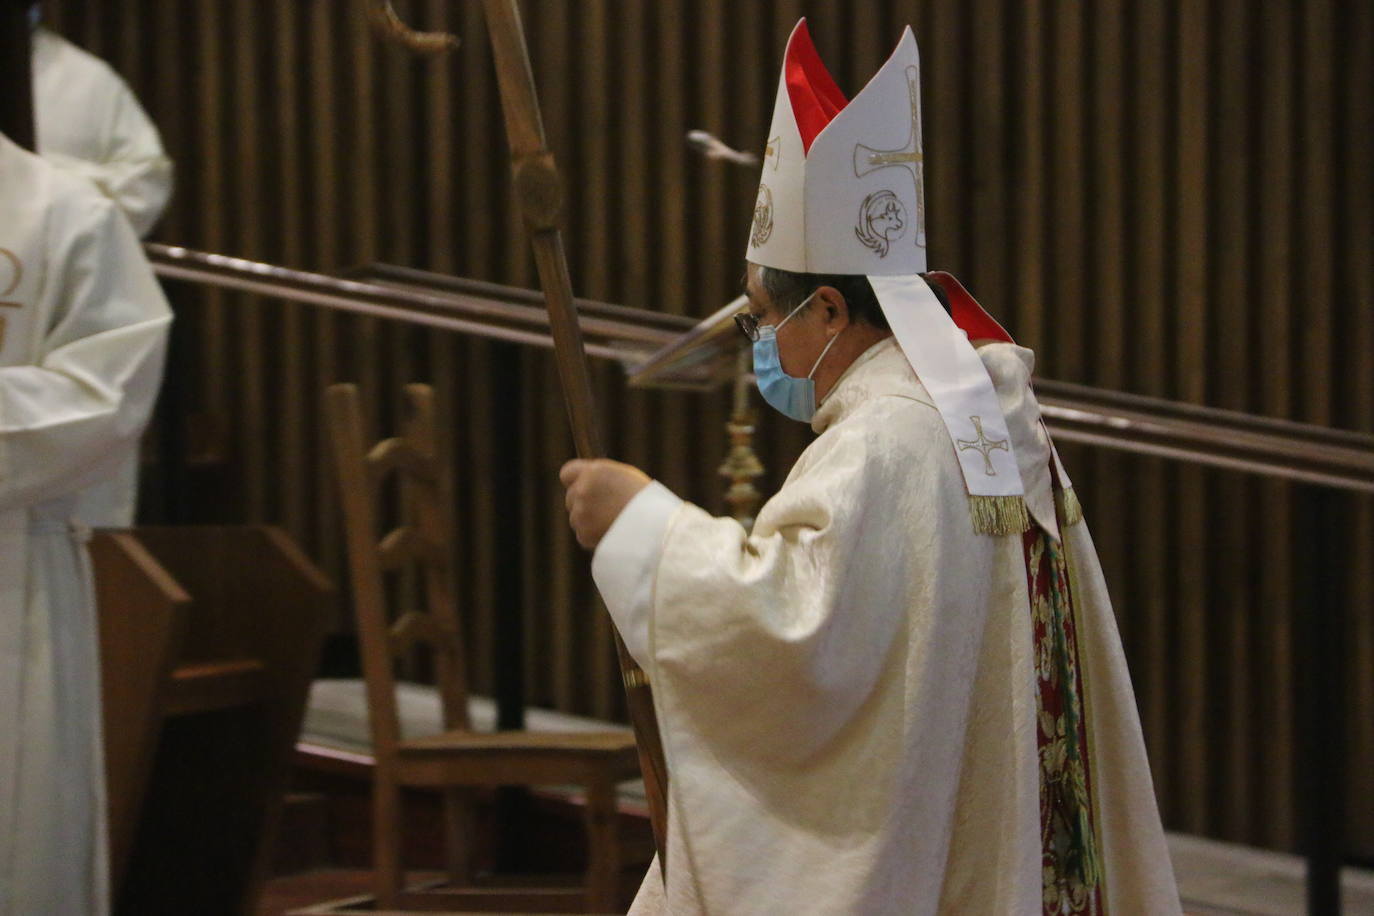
left=325, top=383, right=640, bottom=913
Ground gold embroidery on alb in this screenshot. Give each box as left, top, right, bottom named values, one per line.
left=1, top=250, right=26, bottom=348
left=0, top=247, right=24, bottom=306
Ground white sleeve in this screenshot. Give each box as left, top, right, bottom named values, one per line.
left=591, top=481, right=683, bottom=668
left=43, top=80, right=174, bottom=239
left=0, top=197, right=171, bottom=511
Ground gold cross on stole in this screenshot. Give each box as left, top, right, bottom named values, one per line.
left=957, top=416, right=1009, bottom=476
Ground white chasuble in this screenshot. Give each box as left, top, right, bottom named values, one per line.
left=31, top=25, right=175, bottom=529
left=0, top=134, right=172, bottom=916
left=594, top=338, right=1180, bottom=915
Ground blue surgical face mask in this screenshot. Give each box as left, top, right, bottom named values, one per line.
left=752, top=292, right=845, bottom=423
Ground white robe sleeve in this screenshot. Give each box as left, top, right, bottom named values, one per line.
left=41, top=77, right=174, bottom=240
left=591, top=481, right=684, bottom=667
left=640, top=411, right=932, bottom=764
left=0, top=196, right=171, bottom=511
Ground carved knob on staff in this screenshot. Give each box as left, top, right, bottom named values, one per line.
left=513, top=152, right=565, bottom=231
left=369, top=1, right=460, bottom=56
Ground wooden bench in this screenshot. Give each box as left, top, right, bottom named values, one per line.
left=93, top=526, right=331, bottom=916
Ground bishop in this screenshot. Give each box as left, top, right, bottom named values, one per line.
left=562, top=19, right=1180, bottom=915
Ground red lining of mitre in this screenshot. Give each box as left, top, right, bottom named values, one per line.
left=785, top=20, right=848, bottom=155
left=925, top=271, right=1015, bottom=343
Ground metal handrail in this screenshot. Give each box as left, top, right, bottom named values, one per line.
left=146, top=243, right=1374, bottom=495
left=144, top=244, right=705, bottom=379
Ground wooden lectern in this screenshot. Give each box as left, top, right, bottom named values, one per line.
left=92, top=526, right=331, bottom=916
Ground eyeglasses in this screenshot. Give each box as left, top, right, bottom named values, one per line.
left=734, top=290, right=819, bottom=343
left=734, top=311, right=763, bottom=342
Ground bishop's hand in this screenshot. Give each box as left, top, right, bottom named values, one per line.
left=559, top=459, right=653, bottom=550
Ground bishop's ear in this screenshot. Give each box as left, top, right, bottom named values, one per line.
left=815, top=285, right=851, bottom=332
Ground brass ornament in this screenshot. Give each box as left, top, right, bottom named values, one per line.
left=718, top=351, right=765, bottom=530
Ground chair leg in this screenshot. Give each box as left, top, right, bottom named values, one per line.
left=372, top=775, right=405, bottom=909
left=583, top=776, right=621, bottom=913
left=442, top=787, right=475, bottom=886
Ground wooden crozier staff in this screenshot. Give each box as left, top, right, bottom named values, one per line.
left=370, top=0, right=672, bottom=868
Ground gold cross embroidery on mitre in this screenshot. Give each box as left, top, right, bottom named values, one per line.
left=851, top=65, right=926, bottom=245
left=957, top=415, right=1009, bottom=476
left=764, top=135, right=780, bottom=170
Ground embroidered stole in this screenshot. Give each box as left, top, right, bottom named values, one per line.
left=1024, top=497, right=1104, bottom=915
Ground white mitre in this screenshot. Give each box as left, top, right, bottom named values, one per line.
left=748, top=19, right=1045, bottom=536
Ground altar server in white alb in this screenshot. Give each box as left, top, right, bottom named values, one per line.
left=30, top=2, right=174, bottom=529
left=561, top=20, right=1180, bottom=915
left=30, top=3, right=174, bottom=240
left=0, top=131, right=172, bottom=915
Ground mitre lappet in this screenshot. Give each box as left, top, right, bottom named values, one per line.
left=748, top=18, right=1077, bottom=536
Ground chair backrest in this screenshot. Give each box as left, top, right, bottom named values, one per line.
left=325, top=383, right=469, bottom=759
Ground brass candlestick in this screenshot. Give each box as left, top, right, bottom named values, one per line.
left=719, top=348, right=764, bottom=531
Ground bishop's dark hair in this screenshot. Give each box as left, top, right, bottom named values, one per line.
left=752, top=265, right=951, bottom=330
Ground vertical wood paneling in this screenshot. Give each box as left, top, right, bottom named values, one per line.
left=1047, top=1, right=1086, bottom=383
left=1344, top=2, right=1374, bottom=851
left=969, top=0, right=1006, bottom=312
left=1212, top=0, right=1254, bottom=841
left=1174, top=0, right=1211, bottom=835
left=273, top=0, right=309, bottom=544
left=48, top=0, right=1372, bottom=857
left=925, top=0, right=963, bottom=274
left=1012, top=0, right=1047, bottom=360
left=1128, top=0, right=1176, bottom=822
left=1299, top=0, right=1335, bottom=427
left=192, top=0, right=228, bottom=474
left=1085, top=2, right=1129, bottom=789
left=232, top=0, right=268, bottom=523
left=308, top=0, right=343, bottom=577
left=654, top=0, right=692, bottom=511
left=1256, top=0, right=1299, bottom=849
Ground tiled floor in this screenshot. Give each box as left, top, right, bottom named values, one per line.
left=258, top=835, right=1374, bottom=915
left=1169, top=833, right=1374, bottom=915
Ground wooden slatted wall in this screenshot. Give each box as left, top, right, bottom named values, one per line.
left=41, top=0, right=1371, bottom=856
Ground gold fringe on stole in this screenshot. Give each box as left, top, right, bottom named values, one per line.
left=968, top=494, right=1031, bottom=536
left=1056, top=486, right=1084, bottom=526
